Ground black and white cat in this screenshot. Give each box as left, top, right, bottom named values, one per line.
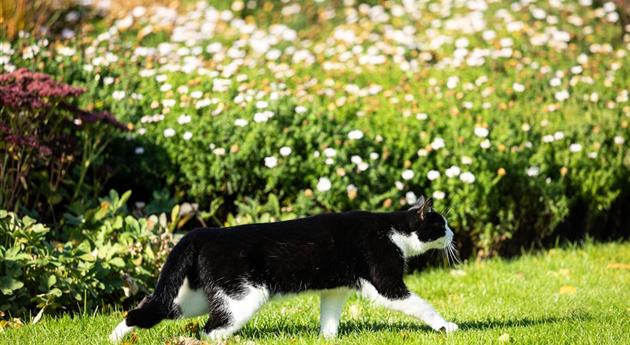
left=110, top=196, right=458, bottom=342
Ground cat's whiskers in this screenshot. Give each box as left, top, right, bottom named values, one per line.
left=441, top=248, right=451, bottom=267
left=446, top=241, right=461, bottom=265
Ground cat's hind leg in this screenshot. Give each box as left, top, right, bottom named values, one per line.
left=202, top=284, right=270, bottom=341
left=319, top=289, right=350, bottom=338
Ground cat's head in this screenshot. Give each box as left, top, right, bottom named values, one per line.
left=410, top=196, right=453, bottom=249
left=391, top=196, right=456, bottom=259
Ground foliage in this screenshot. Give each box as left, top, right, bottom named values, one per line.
left=0, top=68, right=127, bottom=220
left=0, top=190, right=174, bottom=318
left=1, top=0, right=629, bottom=257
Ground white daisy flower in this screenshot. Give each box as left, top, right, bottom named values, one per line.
left=555, top=90, right=570, bottom=101
left=474, top=127, right=489, bottom=138
left=317, top=177, right=332, bottom=192
left=264, top=156, right=278, bottom=168
left=431, top=137, right=445, bottom=150
left=445, top=166, right=461, bottom=178
left=348, top=130, right=364, bottom=140
left=234, top=118, right=248, bottom=127
left=432, top=190, right=446, bottom=200
left=427, top=170, right=440, bottom=181
left=526, top=166, right=540, bottom=177
left=323, top=148, right=337, bottom=157
left=112, top=90, right=126, bottom=100
left=163, top=128, right=175, bottom=137
left=279, top=146, right=292, bottom=156
left=177, top=114, right=191, bottom=125
left=401, top=169, right=414, bottom=180
left=405, top=191, right=417, bottom=204
left=459, top=172, right=476, bottom=184
left=569, top=143, right=582, bottom=152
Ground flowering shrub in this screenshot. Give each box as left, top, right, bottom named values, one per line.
left=2, top=0, right=630, bottom=256
left=0, top=68, right=127, bottom=220
left=0, top=190, right=174, bottom=317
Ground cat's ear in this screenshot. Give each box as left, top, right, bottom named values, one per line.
left=416, top=195, right=426, bottom=209
left=409, top=195, right=425, bottom=212
left=417, top=197, right=433, bottom=220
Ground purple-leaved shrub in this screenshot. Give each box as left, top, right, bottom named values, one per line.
left=0, top=68, right=127, bottom=218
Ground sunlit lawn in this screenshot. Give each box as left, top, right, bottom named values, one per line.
left=2, top=241, right=629, bottom=344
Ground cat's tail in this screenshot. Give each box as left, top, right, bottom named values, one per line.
left=110, top=231, right=197, bottom=343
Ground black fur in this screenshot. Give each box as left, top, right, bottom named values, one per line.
left=121, top=200, right=450, bottom=337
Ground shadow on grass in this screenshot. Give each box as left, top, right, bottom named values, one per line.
left=457, top=313, right=591, bottom=330
left=239, top=313, right=591, bottom=338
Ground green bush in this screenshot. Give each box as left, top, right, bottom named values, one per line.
left=0, top=191, right=173, bottom=318
left=2, top=0, right=630, bottom=258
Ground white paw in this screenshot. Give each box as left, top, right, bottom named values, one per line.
left=441, top=321, right=459, bottom=333
left=321, top=330, right=338, bottom=339
left=201, top=330, right=229, bottom=343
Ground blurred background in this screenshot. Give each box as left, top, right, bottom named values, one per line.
left=1, top=0, right=629, bottom=318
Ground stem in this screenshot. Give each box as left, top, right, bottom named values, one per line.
left=0, top=153, right=10, bottom=208
left=7, top=147, right=31, bottom=212
left=71, top=136, right=91, bottom=203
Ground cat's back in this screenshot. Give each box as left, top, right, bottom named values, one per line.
left=181, top=210, right=386, bottom=250
left=233, top=210, right=384, bottom=240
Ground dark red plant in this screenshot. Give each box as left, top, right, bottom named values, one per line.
left=0, top=68, right=127, bottom=130
left=0, top=68, right=127, bottom=216
left=0, top=68, right=84, bottom=109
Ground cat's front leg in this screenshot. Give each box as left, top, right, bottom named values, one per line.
left=319, top=289, right=351, bottom=338
left=359, top=279, right=458, bottom=333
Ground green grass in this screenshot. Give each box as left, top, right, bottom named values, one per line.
left=2, top=242, right=629, bottom=345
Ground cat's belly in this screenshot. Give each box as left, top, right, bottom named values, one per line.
left=173, top=277, right=210, bottom=317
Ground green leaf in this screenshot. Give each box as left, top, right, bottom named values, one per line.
left=4, top=246, right=30, bottom=261
left=63, top=212, right=84, bottom=226
left=48, top=288, right=62, bottom=298
left=47, top=275, right=57, bottom=288
left=76, top=240, right=91, bottom=253
left=47, top=192, right=63, bottom=205
left=119, top=190, right=132, bottom=207
left=124, top=215, right=140, bottom=233
left=0, top=277, right=24, bottom=295
left=145, top=244, right=155, bottom=260
left=29, top=223, right=49, bottom=234
left=112, top=215, right=123, bottom=230
left=170, top=204, right=180, bottom=223
left=110, top=257, right=125, bottom=268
